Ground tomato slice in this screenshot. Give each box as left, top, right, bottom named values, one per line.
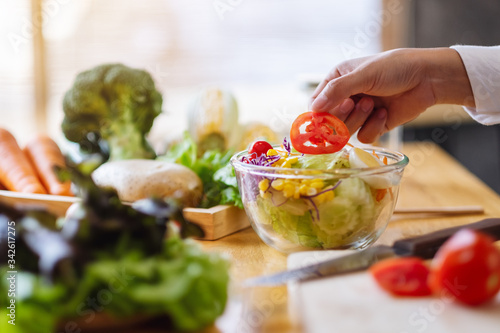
left=370, top=257, right=432, bottom=297
left=428, top=228, right=500, bottom=306
left=248, top=140, right=273, bottom=159
left=290, top=112, right=350, bottom=154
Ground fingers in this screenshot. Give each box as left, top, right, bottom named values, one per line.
left=309, top=68, right=342, bottom=106
left=343, top=97, right=374, bottom=135
left=357, top=108, right=388, bottom=144
left=311, top=71, right=370, bottom=114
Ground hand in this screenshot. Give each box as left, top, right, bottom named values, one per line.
left=310, top=48, right=474, bottom=143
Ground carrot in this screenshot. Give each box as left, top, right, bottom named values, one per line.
left=375, top=188, right=387, bottom=202
left=23, top=135, right=73, bottom=196
left=0, top=128, right=47, bottom=194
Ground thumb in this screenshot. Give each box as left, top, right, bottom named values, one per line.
left=311, top=71, right=371, bottom=113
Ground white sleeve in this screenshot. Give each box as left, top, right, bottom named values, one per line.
left=450, top=45, right=500, bottom=125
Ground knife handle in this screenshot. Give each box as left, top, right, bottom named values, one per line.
left=392, top=218, right=500, bottom=259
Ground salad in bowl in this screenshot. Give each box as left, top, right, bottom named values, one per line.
left=231, top=112, right=409, bottom=253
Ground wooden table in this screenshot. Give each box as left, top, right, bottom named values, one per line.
left=197, top=141, right=500, bottom=333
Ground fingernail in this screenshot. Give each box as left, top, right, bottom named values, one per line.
left=377, top=109, right=387, bottom=119
left=360, top=98, right=373, bottom=112
left=339, top=99, right=352, bottom=114
left=312, top=94, right=328, bottom=110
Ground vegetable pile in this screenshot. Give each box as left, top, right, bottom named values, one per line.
left=160, top=132, right=242, bottom=209
left=59, top=65, right=245, bottom=210
left=0, top=128, right=72, bottom=196
left=186, top=87, right=279, bottom=154
left=62, top=63, right=162, bottom=161
left=0, top=162, right=229, bottom=332
left=370, top=229, right=500, bottom=306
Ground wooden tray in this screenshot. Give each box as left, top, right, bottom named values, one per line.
left=0, top=190, right=250, bottom=240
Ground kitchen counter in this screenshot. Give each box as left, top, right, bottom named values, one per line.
left=198, top=141, right=500, bottom=333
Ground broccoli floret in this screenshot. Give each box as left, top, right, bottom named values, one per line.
left=62, top=63, right=162, bottom=161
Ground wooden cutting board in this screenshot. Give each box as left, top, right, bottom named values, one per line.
left=287, top=251, right=500, bottom=333
left=0, top=190, right=250, bottom=240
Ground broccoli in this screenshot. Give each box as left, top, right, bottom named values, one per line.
left=62, top=63, right=163, bottom=161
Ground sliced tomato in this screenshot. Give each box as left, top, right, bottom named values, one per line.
left=428, top=228, right=500, bottom=306
left=290, top=112, right=350, bottom=154
left=248, top=140, right=273, bottom=159
left=370, top=257, right=432, bottom=297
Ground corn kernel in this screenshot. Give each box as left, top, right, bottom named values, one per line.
left=267, top=149, right=278, bottom=156
left=310, top=180, right=324, bottom=189
left=283, top=184, right=296, bottom=198
left=299, top=184, right=309, bottom=195
left=271, top=179, right=284, bottom=190
left=258, top=179, right=270, bottom=191
left=287, top=156, right=299, bottom=164
left=321, top=186, right=335, bottom=201
left=293, top=187, right=301, bottom=199
left=306, top=187, right=318, bottom=196
left=325, top=191, right=334, bottom=201
left=301, top=179, right=312, bottom=185
left=281, top=161, right=292, bottom=168
left=260, top=190, right=272, bottom=199
left=312, top=196, right=324, bottom=206
left=284, top=179, right=295, bottom=184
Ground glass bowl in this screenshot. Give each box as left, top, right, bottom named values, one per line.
left=231, top=146, right=409, bottom=253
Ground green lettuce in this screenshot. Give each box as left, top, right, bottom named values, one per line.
left=312, top=178, right=378, bottom=248
left=0, top=235, right=229, bottom=333
left=159, top=132, right=242, bottom=208
left=293, top=151, right=350, bottom=170
left=253, top=177, right=382, bottom=249
left=0, top=162, right=229, bottom=333
left=256, top=197, right=320, bottom=248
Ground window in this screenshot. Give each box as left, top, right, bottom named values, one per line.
left=1, top=0, right=390, bottom=146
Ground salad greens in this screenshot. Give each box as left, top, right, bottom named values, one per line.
left=0, top=162, right=229, bottom=332
left=293, top=151, right=350, bottom=170
left=237, top=141, right=393, bottom=250
left=254, top=176, right=384, bottom=249
left=160, top=132, right=242, bottom=209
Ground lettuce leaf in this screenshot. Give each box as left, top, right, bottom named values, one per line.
left=312, top=178, right=378, bottom=248
left=253, top=177, right=382, bottom=249
left=0, top=235, right=229, bottom=332
left=293, top=151, right=350, bottom=170
left=160, top=132, right=242, bottom=208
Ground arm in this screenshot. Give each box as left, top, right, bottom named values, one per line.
left=310, top=48, right=475, bottom=143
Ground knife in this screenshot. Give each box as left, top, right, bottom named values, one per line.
left=244, top=218, right=500, bottom=287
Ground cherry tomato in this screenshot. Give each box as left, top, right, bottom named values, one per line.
left=370, top=257, right=432, bottom=297
left=248, top=140, right=273, bottom=159
left=428, top=228, right=500, bottom=306
left=290, top=112, right=350, bottom=154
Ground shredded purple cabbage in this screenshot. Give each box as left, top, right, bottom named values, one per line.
left=306, top=198, right=320, bottom=221
left=241, top=154, right=281, bottom=167
left=241, top=142, right=343, bottom=223
left=282, top=137, right=291, bottom=154
left=303, top=180, right=342, bottom=199
left=302, top=180, right=342, bottom=222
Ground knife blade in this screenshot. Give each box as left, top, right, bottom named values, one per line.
left=244, top=218, right=500, bottom=287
